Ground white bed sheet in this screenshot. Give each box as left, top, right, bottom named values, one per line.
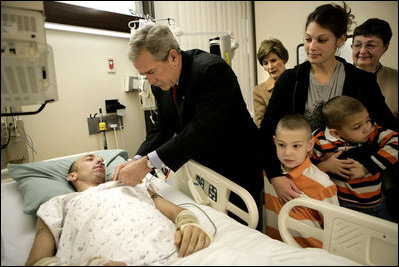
left=1, top=178, right=36, bottom=266
left=1, top=176, right=360, bottom=266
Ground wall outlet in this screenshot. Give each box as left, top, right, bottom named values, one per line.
left=2, top=119, right=29, bottom=164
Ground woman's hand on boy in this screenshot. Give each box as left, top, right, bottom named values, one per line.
left=271, top=176, right=303, bottom=204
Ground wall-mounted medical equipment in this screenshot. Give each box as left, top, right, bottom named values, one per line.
left=1, top=1, right=58, bottom=116
left=87, top=113, right=123, bottom=135
left=87, top=100, right=125, bottom=149
left=105, top=99, right=126, bottom=149
left=138, top=75, right=156, bottom=110
left=124, top=75, right=140, bottom=92
left=128, top=11, right=176, bottom=32
left=127, top=12, right=239, bottom=66
left=1, top=114, right=29, bottom=167
left=105, top=99, right=125, bottom=114
left=116, top=108, right=126, bottom=149
left=98, top=108, right=108, bottom=150
left=173, top=28, right=239, bottom=66
left=209, top=35, right=239, bottom=66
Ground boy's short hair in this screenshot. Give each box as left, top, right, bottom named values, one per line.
left=322, top=95, right=366, bottom=130
left=276, top=113, right=312, bottom=139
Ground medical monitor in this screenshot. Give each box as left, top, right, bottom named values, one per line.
left=1, top=1, right=58, bottom=107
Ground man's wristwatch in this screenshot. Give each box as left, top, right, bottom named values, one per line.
left=146, top=156, right=155, bottom=169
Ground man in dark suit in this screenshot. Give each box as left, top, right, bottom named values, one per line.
left=111, top=25, right=263, bottom=224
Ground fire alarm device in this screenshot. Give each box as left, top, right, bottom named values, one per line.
left=106, top=57, right=115, bottom=73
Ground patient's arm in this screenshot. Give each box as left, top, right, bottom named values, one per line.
left=25, top=218, right=56, bottom=266
left=26, top=218, right=128, bottom=266
left=149, top=190, right=184, bottom=221
left=149, top=190, right=211, bottom=257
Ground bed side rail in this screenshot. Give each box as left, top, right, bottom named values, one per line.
left=1, top=168, right=12, bottom=182
left=278, top=197, right=398, bottom=266
left=177, top=160, right=259, bottom=229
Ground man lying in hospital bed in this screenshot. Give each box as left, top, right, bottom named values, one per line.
left=1, top=149, right=396, bottom=265
left=26, top=153, right=212, bottom=265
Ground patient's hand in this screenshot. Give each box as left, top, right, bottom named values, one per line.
left=88, top=256, right=127, bottom=266
left=103, top=260, right=127, bottom=266
left=174, top=224, right=211, bottom=257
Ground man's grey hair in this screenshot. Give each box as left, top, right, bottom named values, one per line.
left=128, top=24, right=181, bottom=62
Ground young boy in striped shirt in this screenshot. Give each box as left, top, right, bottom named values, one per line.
left=264, top=113, right=338, bottom=248
left=312, top=95, right=398, bottom=221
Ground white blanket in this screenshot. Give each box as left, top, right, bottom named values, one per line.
left=38, top=181, right=359, bottom=266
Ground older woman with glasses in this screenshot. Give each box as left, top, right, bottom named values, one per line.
left=352, top=18, right=399, bottom=223
left=352, top=18, right=398, bottom=119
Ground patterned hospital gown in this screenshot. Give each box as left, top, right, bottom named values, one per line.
left=37, top=181, right=177, bottom=265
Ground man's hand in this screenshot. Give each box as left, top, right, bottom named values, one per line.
left=110, top=157, right=151, bottom=186
left=316, top=151, right=357, bottom=179
left=174, top=224, right=211, bottom=257
left=270, top=176, right=303, bottom=204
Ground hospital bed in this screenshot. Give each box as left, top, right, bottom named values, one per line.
left=0, top=149, right=395, bottom=266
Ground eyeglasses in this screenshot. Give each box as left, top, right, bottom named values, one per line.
left=351, top=43, right=380, bottom=51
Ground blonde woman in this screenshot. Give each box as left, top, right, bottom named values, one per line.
left=253, top=39, right=288, bottom=128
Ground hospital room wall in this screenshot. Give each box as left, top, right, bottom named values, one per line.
left=254, top=1, right=398, bottom=84
left=20, top=29, right=145, bottom=162
left=10, top=1, right=397, bottom=163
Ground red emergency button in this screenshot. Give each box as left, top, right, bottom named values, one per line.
left=108, top=59, right=114, bottom=70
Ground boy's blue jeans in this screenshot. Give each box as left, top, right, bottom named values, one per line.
left=340, top=198, right=392, bottom=221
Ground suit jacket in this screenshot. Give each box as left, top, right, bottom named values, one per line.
left=137, top=49, right=263, bottom=199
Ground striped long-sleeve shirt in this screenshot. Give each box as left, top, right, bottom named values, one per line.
left=312, top=123, right=398, bottom=208
left=265, top=157, right=338, bottom=248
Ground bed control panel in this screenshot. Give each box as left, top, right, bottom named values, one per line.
left=188, top=175, right=211, bottom=205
